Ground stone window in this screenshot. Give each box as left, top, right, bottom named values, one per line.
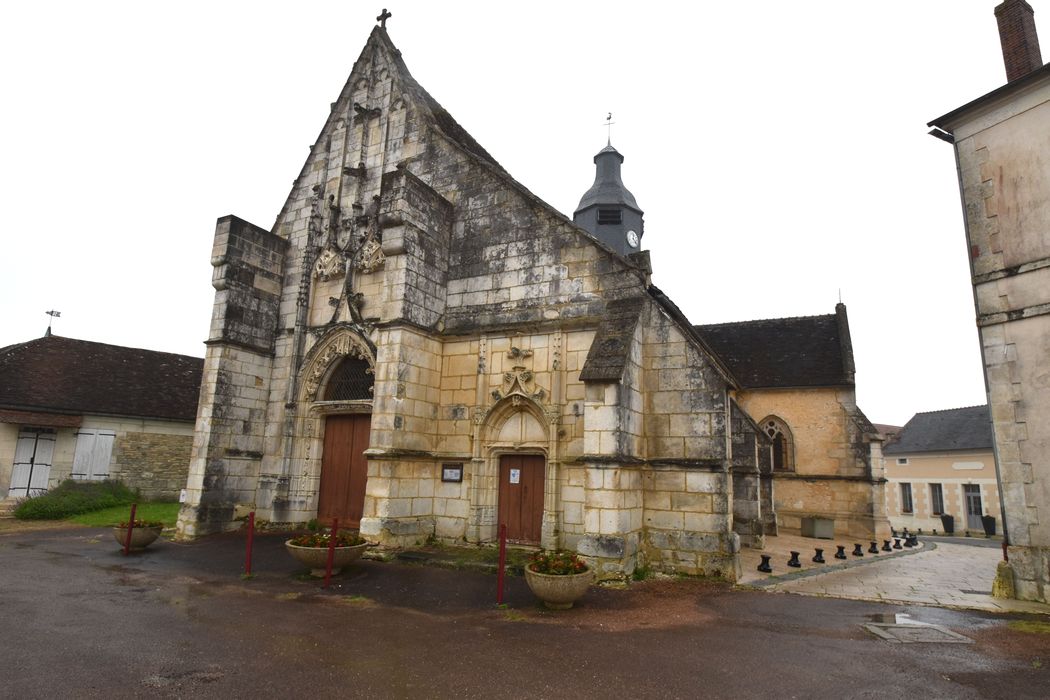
left=323, top=356, right=374, bottom=401
left=597, top=208, right=622, bottom=225
left=900, top=483, right=914, bottom=514
left=761, top=416, right=794, bottom=472
left=896, top=457, right=909, bottom=465
left=930, top=483, right=944, bottom=515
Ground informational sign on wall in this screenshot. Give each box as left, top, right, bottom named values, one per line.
left=509, top=468, right=520, bottom=484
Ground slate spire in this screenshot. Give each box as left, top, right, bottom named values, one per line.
left=573, top=143, right=644, bottom=256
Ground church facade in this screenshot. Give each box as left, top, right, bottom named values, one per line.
left=177, top=24, right=887, bottom=580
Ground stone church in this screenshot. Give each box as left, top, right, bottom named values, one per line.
left=177, top=22, right=888, bottom=580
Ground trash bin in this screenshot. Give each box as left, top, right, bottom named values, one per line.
left=939, top=514, right=955, bottom=534
left=801, top=517, right=834, bottom=539
left=981, top=515, right=997, bottom=537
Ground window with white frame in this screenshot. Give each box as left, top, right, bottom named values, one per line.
left=896, top=458, right=909, bottom=465
left=900, top=483, right=914, bottom=514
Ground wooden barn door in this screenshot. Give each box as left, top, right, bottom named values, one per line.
left=498, top=454, right=545, bottom=544
left=317, top=414, right=371, bottom=528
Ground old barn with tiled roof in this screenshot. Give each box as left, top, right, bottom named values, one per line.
left=0, top=335, right=203, bottom=502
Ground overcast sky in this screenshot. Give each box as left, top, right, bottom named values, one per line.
left=1, top=1, right=1030, bottom=425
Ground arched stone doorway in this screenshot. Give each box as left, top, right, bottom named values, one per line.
left=471, top=395, right=559, bottom=548
left=297, top=328, right=375, bottom=528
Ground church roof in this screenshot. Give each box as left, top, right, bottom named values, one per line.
left=693, top=305, right=856, bottom=389
left=0, top=335, right=203, bottom=422
left=883, top=405, right=993, bottom=455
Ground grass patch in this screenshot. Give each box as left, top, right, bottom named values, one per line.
left=1008, top=620, right=1050, bottom=634
left=69, top=502, right=180, bottom=528
left=14, top=479, right=136, bottom=520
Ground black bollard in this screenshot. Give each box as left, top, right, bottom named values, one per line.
left=893, top=538, right=903, bottom=549
left=903, top=536, right=914, bottom=548
left=757, top=554, right=773, bottom=573
left=787, top=551, right=801, bottom=568
left=917, top=528, right=923, bottom=535
left=909, top=534, right=919, bottom=547
left=813, top=548, right=825, bottom=564
left=868, top=541, right=879, bottom=554
left=835, top=545, right=847, bottom=559
left=891, top=528, right=898, bottom=538
left=933, top=529, right=938, bottom=536
left=852, top=543, right=864, bottom=557
left=881, top=540, right=892, bottom=552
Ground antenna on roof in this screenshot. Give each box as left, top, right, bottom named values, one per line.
left=838, top=288, right=842, bottom=304
left=45, top=310, right=61, bottom=337
left=604, top=112, right=615, bottom=146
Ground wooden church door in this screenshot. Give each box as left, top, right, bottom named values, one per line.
left=498, top=454, right=545, bottom=544
left=317, top=414, right=371, bottom=528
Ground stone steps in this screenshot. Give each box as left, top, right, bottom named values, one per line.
left=0, top=498, right=20, bottom=518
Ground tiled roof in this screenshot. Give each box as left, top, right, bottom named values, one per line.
left=693, top=304, right=855, bottom=389
left=883, top=405, right=993, bottom=454
left=0, top=335, right=203, bottom=422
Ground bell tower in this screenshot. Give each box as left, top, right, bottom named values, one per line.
left=573, top=143, right=644, bottom=256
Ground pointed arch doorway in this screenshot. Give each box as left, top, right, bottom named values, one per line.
left=315, top=353, right=374, bottom=528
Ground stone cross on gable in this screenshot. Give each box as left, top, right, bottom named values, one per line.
left=377, top=8, right=392, bottom=28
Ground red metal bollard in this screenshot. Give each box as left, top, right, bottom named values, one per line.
left=323, top=518, right=339, bottom=589
left=496, top=523, right=507, bottom=605
left=244, top=511, right=256, bottom=576
left=122, top=503, right=138, bottom=556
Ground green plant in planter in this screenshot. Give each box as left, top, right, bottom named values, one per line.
left=288, top=530, right=364, bottom=548
left=527, top=550, right=588, bottom=575
left=524, top=550, right=592, bottom=610
left=116, top=519, right=164, bottom=529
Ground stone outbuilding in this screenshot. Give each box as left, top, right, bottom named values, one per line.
left=178, top=23, right=888, bottom=580
left=0, top=334, right=202, bottom=504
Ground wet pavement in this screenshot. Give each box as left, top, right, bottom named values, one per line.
left=739, top=533, right=1050, bottom=615
left=1, top=526, right=1049, bottom=698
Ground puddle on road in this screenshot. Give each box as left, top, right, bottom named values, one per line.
left=865, top=613, right=932, bottom=626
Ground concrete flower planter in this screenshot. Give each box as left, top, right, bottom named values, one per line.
left=112, top=526, right=163, bottom=551
left=524, top=566, right=593, bottom=609
left=285, top=540, right=368, bottom=577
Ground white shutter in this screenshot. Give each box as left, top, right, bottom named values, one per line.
left=8, top=430, right=56, bottom=497
left=72, top=429, right=115, bottom=481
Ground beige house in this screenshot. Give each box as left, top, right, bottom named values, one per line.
left=178, top=21, right=888, bottom=581
left=928, top=0, right=1050, bottom=602
left=0, top=335, right=203, bottom=505
left=883, top=406, right=1000, bottom=536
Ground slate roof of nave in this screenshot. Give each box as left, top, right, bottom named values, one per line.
left=693, top=310, right=855, bottom=389
left=0, top=335, right=203, bottom=422
left=883, top=405, right=993, bottom=455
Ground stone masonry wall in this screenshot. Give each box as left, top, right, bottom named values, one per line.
left=111, top=432, right=193, bottom=501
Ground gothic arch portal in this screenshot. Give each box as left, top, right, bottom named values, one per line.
left=467, top=394, right=560, bottom=549
left=290, top=327, right=376, bottom=523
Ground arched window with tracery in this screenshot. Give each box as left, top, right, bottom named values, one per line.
left=761, top=416, right=794, bottom=472
left=323, top=356, right=374, bottom=401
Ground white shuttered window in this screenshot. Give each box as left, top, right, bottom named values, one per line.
left=72, top=429, right=116, bottom=481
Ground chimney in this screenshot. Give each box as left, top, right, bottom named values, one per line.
left=995, top=0, right=1044, bottom=81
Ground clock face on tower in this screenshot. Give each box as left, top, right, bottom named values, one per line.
left=626, top=230, right=640, bottom=248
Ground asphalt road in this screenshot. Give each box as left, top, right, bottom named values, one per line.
left=0, top=527, right=1046, bottom=699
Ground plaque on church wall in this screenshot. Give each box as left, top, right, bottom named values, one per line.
left=509, top=468, right=520, bottom=484
left=441, top=463, right=463, bottom=483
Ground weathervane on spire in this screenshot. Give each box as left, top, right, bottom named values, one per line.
left=377, top=8, right=392, bottom=29
left=45, top=309, right=61, bottom=337
left=604, top=112, right=615, bottom=146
